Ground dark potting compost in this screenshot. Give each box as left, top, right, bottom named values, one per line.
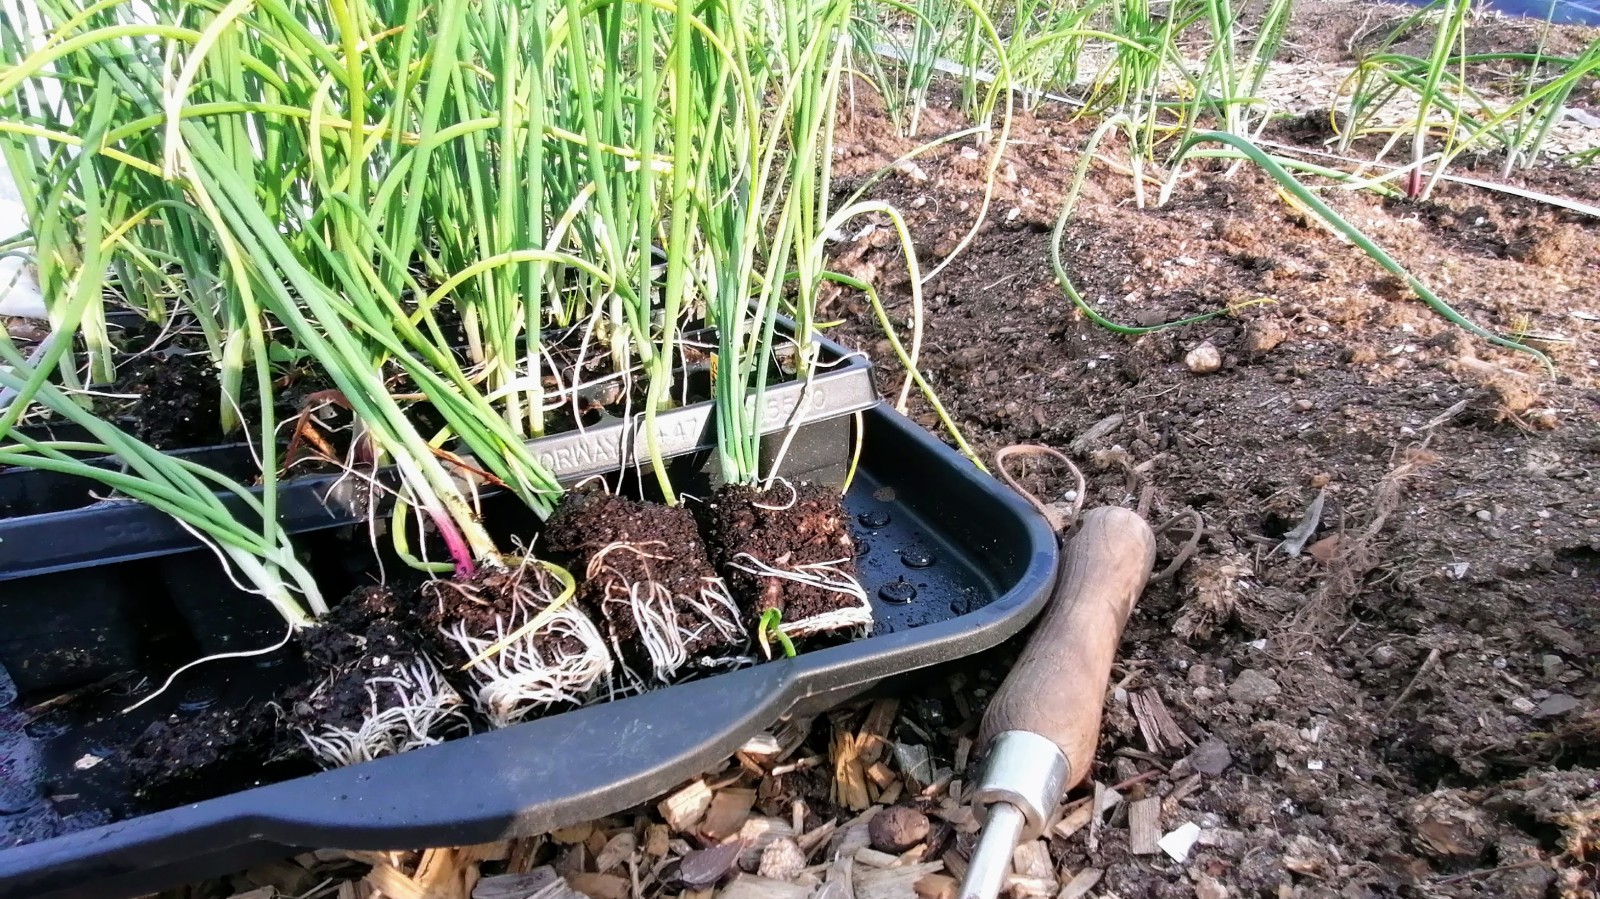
left=0, top=406, right=1059, bottom=899
left=705, top=482, right=871, bottom=638
left=420, top=565, right=613, bottom=727
left=543, top=492, right=746, bottom=683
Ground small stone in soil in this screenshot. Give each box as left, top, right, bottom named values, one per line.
left=1536, top=694, right=1579, bottom=717
left=1185, top=342, right=1222, bottom=374
left=1227, top=670, right=1281, bottom=705
left=1188, top=739, right=1233, bottom=776
left=869, top=805, right=930, bottom=854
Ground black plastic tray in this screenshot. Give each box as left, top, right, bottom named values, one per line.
left=0, top=405, right=1058, bottom=899
left=0, top=326, right=876, bottom=581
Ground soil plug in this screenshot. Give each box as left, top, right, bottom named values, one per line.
left=287, top=587, right=471, bottom=768
left=544, top=493, right=746, bottom=683
left=423, top=563, right=612, bottom=727
left=705, top=481, right=872, bottom=648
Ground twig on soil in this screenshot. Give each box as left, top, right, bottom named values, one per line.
left=1150, top=511, right=1204, bottom=584
left=1109, top=769, right=1162, bottom=792
left=1383, top=647, right=1443, bottom=722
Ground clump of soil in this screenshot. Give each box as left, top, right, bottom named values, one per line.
left=285, top=587, right=469, bottom=768
left=703, top=482, right=871, bottom=642
left=125, top=702, right=299, bottom=806
left=544, top=492, right=746, bottom=682
left=420, top=565, right=613, bottom=727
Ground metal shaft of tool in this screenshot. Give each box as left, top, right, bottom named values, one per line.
left=959, top=731, right=1070, bottom=899
left=961, top=802, right=1026, bottom=899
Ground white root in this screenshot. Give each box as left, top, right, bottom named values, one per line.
left=727, top=552, right=875, bottom=639
left=433, top=572, right=613, bottom=728
left=588, top=541, right=747, bottom=683
left=296, top=657, right=471, bottom=769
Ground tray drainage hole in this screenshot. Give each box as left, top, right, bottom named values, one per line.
left=879, top=579, right=917, bottom=604
left=900, top=547, right=934, bottom=569
left=857, top=510, right=891, bottom=529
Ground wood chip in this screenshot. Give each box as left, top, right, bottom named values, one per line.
left=855, top=862, right=944, bottom=899
left=506, top=838, right=543, bottom=875
left=796, top=819, right=839, bottom=855
left=939, top=848, right=968, bottom=884
left=716, top=874, right=812, bottom=899
left=563, top=872, right=624, bottom=899
left=1130, top=689, right=1193, bottom=755
left=1069, top=414, right=1125, bottom=456
left=551, top=823, right=595, bottom=846
left=1052, top=801, right=1094, bottom=841
left=460, top=842, right=511, bottom=864
left=1002, top=875, right=1056, bottom=897
left=834, top=722, right=872, bottom=811
left=857, top=699, right=900, bottom=765
left=954, top=737, right=972, bottom=775
left=474, top=869, right=567, bottom=899
left=1058, top=868, right=1103, bottom=899
left=1011, top=841, right=1053, bottom=881
left=415, top=848, right=473, bottom=899
left=365, top=862, right=428, bottom=899
left=866, top=762, right=898, bottom=790
left=554, top=843, right=588, bottom=878
left=660, top=780, right=715, bottom=833
left=1129, top=798, right=1163, bottom=856
left=1161, top=774, right=1205, bottom=817
left=645, top=824, right=671, bottom=858
left=879, top=781, right=904, bottom=805
left=854, top=847, right=901, bottom=869
left=593, top=832, right=635, bottom=874
left=1088, top=783, right=1121, bottom=853
left=702, top=789, right=757, bottom=840
left=913, top=873, right=957, bottom=899
left=833, top=820, right=877, bottom=861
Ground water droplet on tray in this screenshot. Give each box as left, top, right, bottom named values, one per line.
left=901, top=547, right=934, bottom=569
left=878, top=579, right=917, bottom=604
left=858, top=509, right=891, bottom=529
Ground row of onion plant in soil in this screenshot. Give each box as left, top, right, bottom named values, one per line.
left=856, top=0, right=1599, bottom=187
left=853, top=0, right=1593, bottom=368
left=0, top=0, right=972, bottom=834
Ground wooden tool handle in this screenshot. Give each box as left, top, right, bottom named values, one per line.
left=978, top=506, right=1156, bottom=787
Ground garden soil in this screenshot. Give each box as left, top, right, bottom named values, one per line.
left=813, top=4, right=1600, bottom=895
